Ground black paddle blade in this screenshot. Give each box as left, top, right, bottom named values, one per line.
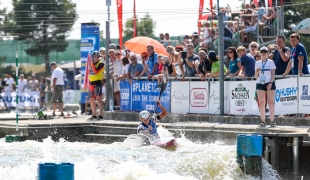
left=159, top=73, right=168, bottom=99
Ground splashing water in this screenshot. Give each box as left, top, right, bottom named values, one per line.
left=0, top=130, right=281, bottom=180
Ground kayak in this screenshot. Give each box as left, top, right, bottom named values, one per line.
left=154, top=139, right=177, bottom=148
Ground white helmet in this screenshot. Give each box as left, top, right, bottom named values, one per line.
left=139, top=110, right=150, bottom=120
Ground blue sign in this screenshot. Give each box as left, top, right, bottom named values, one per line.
left=120, top=80, right=131, bottom=111
left=80, top=23, right=100, bottom=104
left=131, top=80, right=170, bottom=112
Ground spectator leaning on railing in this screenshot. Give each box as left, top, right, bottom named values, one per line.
left=283, top=33, right=309, bottom=77
left=224, top=47, right=241, bottom=77
left=237, top=46, right=256, bottom=79
left=196, top=50, right=212, bottom=78
left=206, top=51, right=227, bottom=78
left=178, top=44, right=199, bottom=80
left=268, top=36, right=291, bottom=76
left=139, top=45, right=159, bottom=79
left=4, top=74, right=15, bottom=92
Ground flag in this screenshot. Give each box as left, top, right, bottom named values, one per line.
left=198, top=0, right=204, bottom=35
left=268, top=0, right=272, bottom=7
left=117, top=0, right=123, bottom=48
left=133, top=0, right=137, bottom=37
left=82, top=52, right=91, bottom=89
left=253, top=0, right=258, bottom=5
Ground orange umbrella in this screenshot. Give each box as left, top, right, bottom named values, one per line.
left=124, top=36, right=168, bottom=56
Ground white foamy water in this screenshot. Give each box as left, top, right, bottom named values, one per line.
left=0, top=127, right=280, bottom=180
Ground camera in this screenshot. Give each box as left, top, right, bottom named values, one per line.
left=181, top=51, right=187, bottom=59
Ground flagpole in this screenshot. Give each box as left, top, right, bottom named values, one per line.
left=15, top=45, right=19, bottom=132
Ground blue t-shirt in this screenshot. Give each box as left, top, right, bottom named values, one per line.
left=291, top=43, right=309, bottom=75
left=241, top=54, right=255, bottom=77
left=229, top=58, right=241, bottom=74
left=147, top=53, right=159, bottom=75
left=273, top=47, right=290, bottom=75
left=128, top=63, right=146, bottom=77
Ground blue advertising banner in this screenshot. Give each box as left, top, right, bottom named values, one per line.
left=80, top=23, right=100, bottom=104
left=131, top=80, right=171, bottom=112
left=120, top=80, right=131, bottom=111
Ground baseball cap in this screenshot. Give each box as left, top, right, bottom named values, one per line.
left=116, top=44, right=121, bottom=50
left=109, top=43, right=117, bottom=50
left=100, top=47, right=106, bottom=51
left=20, top=74, right=24, bottom=77
left=260, top=46, right=268, bottom=52
left=208, top=51, right=217, bottom=59
left=50, top=62, right=57, bottom=66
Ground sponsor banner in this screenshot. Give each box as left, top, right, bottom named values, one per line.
left=208, top=81, right=230, bottom=114
left=80, top=23, right=100, bottom=104
left=298, top=77, right=310, bottom=113
left=120, top=80, right=131, bottom=111
left=171, top=81, right=190, bottom=113
left=63, top=90, right=81, bottom=104
left=0, top=91, right=40, bottom=107
left=189, top=81, right=208, bottom=113
left=131, top=80, right=170, bottom=112
left=275, top=78, right=298, bottom=115
left=229, top=81, right=256, bottom=115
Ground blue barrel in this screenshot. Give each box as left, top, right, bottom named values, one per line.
left=237, top=134, right=263, bottom=157
left=38, top=163, right=74, bottom=180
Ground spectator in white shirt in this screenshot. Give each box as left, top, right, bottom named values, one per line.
left=18, top=74, right=27, bottom=93
left=4, top=73, right=15, bottom=92
left=50, top=62, right=65, bottom=116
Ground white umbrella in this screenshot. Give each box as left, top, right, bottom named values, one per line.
left=293, top=18, right=310, bottom=34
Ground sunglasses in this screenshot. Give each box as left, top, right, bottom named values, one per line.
left=199, top=54, right=205, bottom=57
left=227, top=51, right=233, bottom=54
left=260, top=50, right=268, bottom=53
left=255, top=55, right=261, bottom=58
left=130, top=58, right=137, bottom=60
left=93, top=55, right=100, bottom=58
left=116, top=53, right=121, bottom=55
left=142, top=56, right=147, bottom=58
left=251, top=46, right=257, bottom=48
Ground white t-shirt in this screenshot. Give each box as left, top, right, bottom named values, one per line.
left=4, top=77, right=14, bottom=92
left=113, top=58, right=123, bottom=76
left=172, top=61, right=182, bottom=76
left=204, top=28, right=212, bottom=43
left=51, top=67, right=64, bottom=85
left=122, top=64, right=129, bottom=75
left=255, top=59, right=276, bottom=84
left=18, top=79, right=28, bottom=92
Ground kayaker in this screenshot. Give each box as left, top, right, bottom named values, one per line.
left=137, top=100, right=168, bottom=139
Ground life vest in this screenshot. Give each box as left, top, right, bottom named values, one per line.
left=88, top=61, right=104, bottom=82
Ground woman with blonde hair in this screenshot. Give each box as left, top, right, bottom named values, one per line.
left=248, top=41, right=259, bottom=57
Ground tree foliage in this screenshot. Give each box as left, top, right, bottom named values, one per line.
left=283, top=0, right=310, bottom=60
left=124, top=13, right=156, bottom=38
left=0, top=3, right=8, bottom=41
left=4, top=0, right=77, bottom=71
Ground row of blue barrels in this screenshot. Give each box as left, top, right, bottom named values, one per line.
left=236, top=134, right=263, bottom=178
left=39, top=163, right=74, bottom=180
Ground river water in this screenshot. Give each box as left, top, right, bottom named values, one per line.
left=0, top=127, right=281, bottom=180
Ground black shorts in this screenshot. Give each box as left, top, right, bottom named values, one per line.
left=89, top=80, right=102, bottom=98
left=256, top=81, right=276, bottom=91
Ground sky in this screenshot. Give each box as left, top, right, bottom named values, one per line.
left=0, top=0, right=243, bottom=39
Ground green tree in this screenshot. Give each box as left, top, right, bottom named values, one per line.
left=283, top=0, right=310, bottom=61
left=0, top=3, right=8, bottom=41
left=4, top=0, right=77, bottom=71
left=124, top=13, right=156, bottom=38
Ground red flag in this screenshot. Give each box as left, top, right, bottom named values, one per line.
left=117, top=0, right=123, bottom=48
left=198, top=0, right=204, bottom=35
left=82, top=52, right=91, bottom=89
left=268, top=0, right=272, bottom=7
left=210, top=0, right=213, bottom=13
left=133, top=0, right=137, bottom=37
left=253, top=0, right=258, bottom=5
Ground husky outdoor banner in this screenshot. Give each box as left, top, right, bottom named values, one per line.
left=274, top=78, right=298, bottom=115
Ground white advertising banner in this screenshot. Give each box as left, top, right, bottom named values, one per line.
left=298, top=77, right=310, bottom=113
left=275, top=78, right=298, bottom=115
left=170, top=82, right=190, bottom=113
left=0, top=91, right=40, bottom=107
left=228, top=81, right=257, bottom=115
left=189, top=81, right=208, bottom=113
left=208, top=81, right=230, bottom=114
